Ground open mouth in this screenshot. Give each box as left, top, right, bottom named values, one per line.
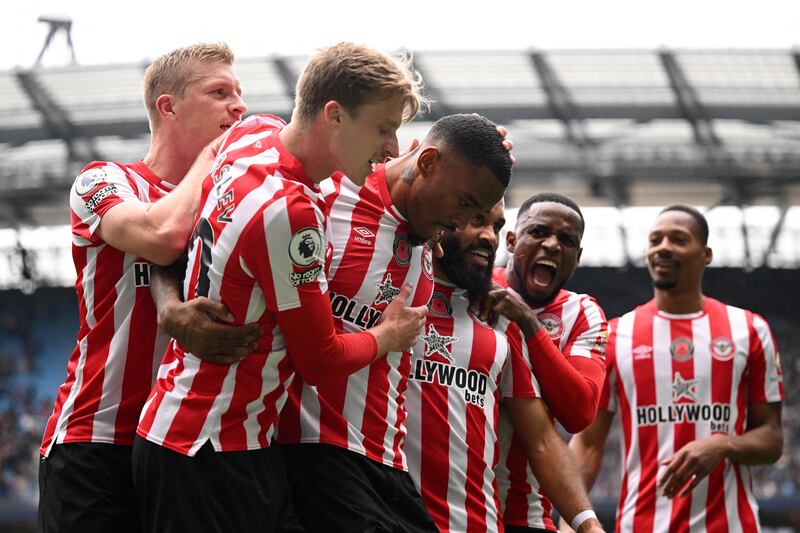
left=530, top=258, right=558, bottom=287
left=220, top=123, right=233, bottom=131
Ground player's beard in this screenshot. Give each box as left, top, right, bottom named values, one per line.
left=653, top=278, right=678, bottom=290
left=438, top=233, right=494, bottom=298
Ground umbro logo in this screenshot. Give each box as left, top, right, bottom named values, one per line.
left=353, top=226, right=375, bottom=246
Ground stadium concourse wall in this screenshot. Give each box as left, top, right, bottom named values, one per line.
left=0, top=267, right=798, bottom=531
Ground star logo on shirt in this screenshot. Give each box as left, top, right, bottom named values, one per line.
left=421, top=324, right=459, bottom=361
left=672, top=372, right=698, bottom=403
left=374, top=273, right=401, bottom=305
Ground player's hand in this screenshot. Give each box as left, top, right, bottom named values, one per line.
left=474, top=288, right=540, bottom=336
left=658, top=434, right=728, bottom=498
left=372, top=283, right=427, bottom=356
left=577, top=520, right=605, bottom=533
left=496, top=125, right=515, bottom=165
left=159, top=297, right=261, bottom=364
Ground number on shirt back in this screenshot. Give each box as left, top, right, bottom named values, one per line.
left=192, top=217, right=214, bottom=298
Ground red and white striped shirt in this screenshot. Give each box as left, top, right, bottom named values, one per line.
left=41, top=161, right=174, bottom=457
left=136, top=114, right=331, bottom=456
left=600, top=297, right=783, bottom=533
left=495, top=285, right=607, bottom=531
left=405, top=281, right=540, bottom=533
left=277, top=166, right=434, bottom=470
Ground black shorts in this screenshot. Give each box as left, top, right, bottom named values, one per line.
left=281, top=443, right=437, bottom=533
left=38, top=442, right=139, bottom=533
left=132, top=436, right=302, bottom=533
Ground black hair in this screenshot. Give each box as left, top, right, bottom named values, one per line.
left=658, top=204, right=709, bottom=246
left=516, top=192, right=585, bottom=235
left=424, top=114, right=511, bottom=187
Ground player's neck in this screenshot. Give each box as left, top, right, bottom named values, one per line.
left=382, top=152, right=418, bottom=219
left=143, top=133, right=196, bottom=185
left=654, top=288, right=704, bottom=315
left=279, top=121, right=333, bottom=183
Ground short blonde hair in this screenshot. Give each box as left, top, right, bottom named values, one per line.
left=143, top=42, right=234, bottom=126
left=294, top=42, right=428, bottom=125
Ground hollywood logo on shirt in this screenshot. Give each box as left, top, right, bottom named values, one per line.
left=635, top=372, right=731, bottom=431
left=409, top=324, right=489, bottom=407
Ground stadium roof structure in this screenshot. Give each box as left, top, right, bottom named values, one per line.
left=1, top=48, right=800, bottom=273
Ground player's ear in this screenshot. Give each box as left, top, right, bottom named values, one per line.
left=506, top=230, right=516, bottom=254
left=155, top=94, right=176, bottom=122
left=323, top=101, right=343, bottom=126
left=703, top=246, right=712, bottom=266
left=416, top=146, right=439, bottom=178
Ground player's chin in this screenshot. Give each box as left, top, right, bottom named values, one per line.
left=524, top=281, right=555, bottom=305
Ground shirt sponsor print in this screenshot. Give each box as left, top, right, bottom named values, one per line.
left=410, top=323, right=490, bottom=408
left=373, top=273, right=401, bottom=306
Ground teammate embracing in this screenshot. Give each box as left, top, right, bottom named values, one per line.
left=38, top=43, right=247, bottom=533
left=133, top=43, right=430, bottom=532
left=489, top=193, right=608, bottom=533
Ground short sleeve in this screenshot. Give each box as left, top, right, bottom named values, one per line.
left=598, top=319, right=618, bottom=413
left=746, top=313, right=784, bottom=403
left=70, top=163, right=139, bottom=247
left=563, top=296, right=608, bottom=361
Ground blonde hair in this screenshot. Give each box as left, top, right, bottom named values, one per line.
left=143, top=42, right=234, bottom=127
left=294, top=42, right=429, bottom=125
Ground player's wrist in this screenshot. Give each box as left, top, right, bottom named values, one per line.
left=572, top=509, right=600, bottom=532
left=515, top=309, right=540, bottom=337
left=709, top=432, right=733, bottom=459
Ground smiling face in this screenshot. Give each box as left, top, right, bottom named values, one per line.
left=170, top=61, right=246, bottom=156
left=436, top=201, right=506, bottom=296
left=507, top=201, right=583, bottom=306
left=328, top=94, right=405, bottom=185
left=647, top=210, right=711, bottom=293
left=405, top=146, right=507, bottom=246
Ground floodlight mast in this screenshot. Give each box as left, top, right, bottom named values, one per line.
left=35, top=15, right=77, bottom=67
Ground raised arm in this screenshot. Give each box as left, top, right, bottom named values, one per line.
left=277, top=282, right=426, bottom=385
left=97, top=139, right=220, bottom=265
left=487, top=288, right=606, bottom=432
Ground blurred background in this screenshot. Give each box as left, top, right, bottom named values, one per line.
left=0, top=1, right=798, bottom=531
